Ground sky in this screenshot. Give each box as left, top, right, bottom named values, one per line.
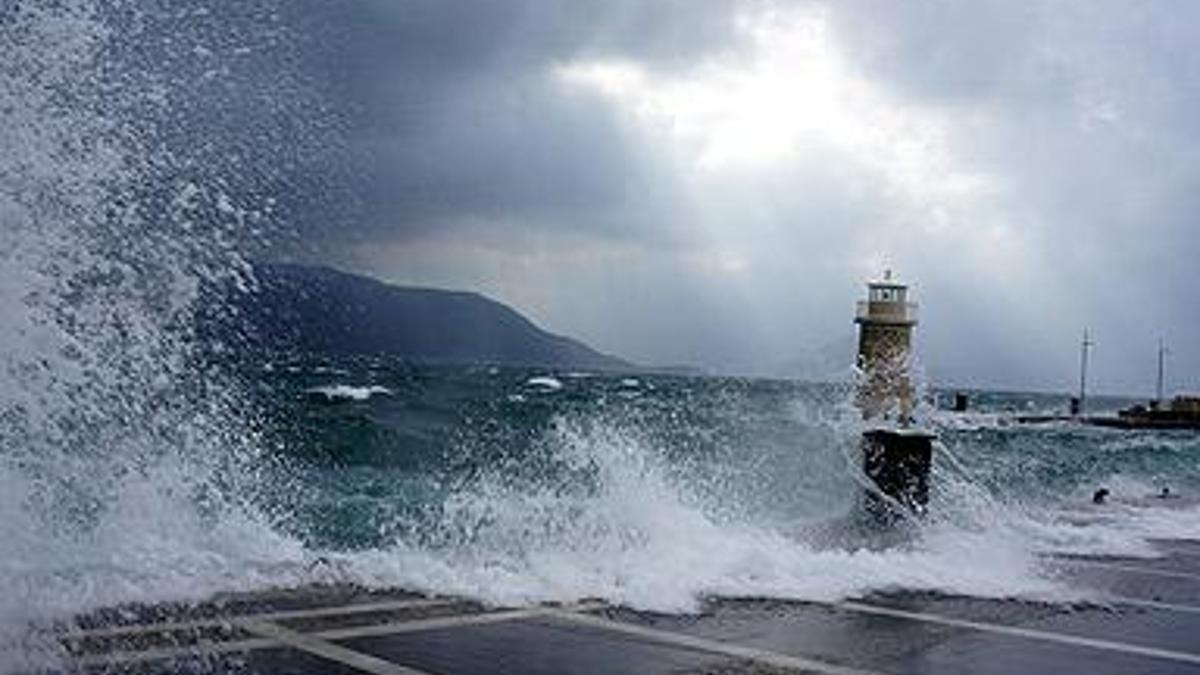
left=211, top=0, right=1200, bottom=395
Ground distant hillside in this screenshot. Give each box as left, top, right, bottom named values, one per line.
left=200, top=263, right=631, bottom=370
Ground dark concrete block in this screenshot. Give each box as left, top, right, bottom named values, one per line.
left=861, top=429, right=934, bottom=517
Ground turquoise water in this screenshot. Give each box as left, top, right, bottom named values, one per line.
left=253, top=359, right=1198, bottom=557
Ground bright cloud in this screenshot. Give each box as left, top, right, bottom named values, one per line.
left=555, top=7, right=999, bottom=223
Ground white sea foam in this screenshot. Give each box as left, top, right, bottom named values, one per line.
left=307, top=384, right=393, bottom=401
left=327, top=416, right=1076, bottom=612
left=929, top=410, right=1012, bottom=431
left=526, top=376, right=564, bottom=391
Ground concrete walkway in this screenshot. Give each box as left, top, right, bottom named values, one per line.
left=33, top=538, right=1200, bottom=674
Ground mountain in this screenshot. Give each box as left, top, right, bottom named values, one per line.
left=200, top=263, right=631, bottom=370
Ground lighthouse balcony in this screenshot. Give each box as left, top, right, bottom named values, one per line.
left=856, top=300, right=918, bottom=324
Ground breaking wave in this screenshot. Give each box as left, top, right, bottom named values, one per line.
left=307, top=384, right=393, bottom=402
left=0, top=2, right=312, bottom=669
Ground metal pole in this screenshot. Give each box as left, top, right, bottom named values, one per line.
left=1156, top=338, right=1168, bottom=404
left=1079, top=329, right=1093, bottom=415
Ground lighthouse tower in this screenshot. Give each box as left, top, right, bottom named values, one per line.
left=853, top=270, right=933, bottom=517
left=854, top=270, right=918, bottom=422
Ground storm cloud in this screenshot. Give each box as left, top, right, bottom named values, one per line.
left=246, top=0, right=1199, bottom=394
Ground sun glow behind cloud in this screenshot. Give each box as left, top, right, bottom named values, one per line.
left=549, top=7, right=1012, bottom=260
left=555, top=7, right=998, bottom=224
left=545, top=5, right=1060, bottom=369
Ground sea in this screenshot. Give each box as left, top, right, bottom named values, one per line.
left=5, top=351, right=1200, bottom=669
left=4, top=3, right=1200, bottom=671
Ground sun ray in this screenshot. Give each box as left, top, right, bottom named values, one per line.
left=555, top=7, right=998, bottom=219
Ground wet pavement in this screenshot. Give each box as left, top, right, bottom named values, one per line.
left=21, top=538, right=1200, bottom=674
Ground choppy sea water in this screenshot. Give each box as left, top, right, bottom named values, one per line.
left=20, top=353, right=1199, bottom=633
left=248, top=362, right=1200, bottom=615
left=4, top=2, right=1200, bottom=671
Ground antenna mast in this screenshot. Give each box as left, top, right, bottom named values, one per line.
left=1156, top=338, right=1169, bottom=404
left=1078, top=329, right=1094, bottom=415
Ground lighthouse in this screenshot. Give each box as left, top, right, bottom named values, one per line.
left=854, top=270, right=918, bottom=421
left=853, top=271, right=934, bottom=516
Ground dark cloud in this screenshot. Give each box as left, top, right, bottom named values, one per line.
left=289, top=0, right=747, bottom=246
left=159, top=0, right=1200, bottom=393
left=362, top=75, right=679, bottom=243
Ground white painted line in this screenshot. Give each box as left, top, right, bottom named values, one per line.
left=73, top=637, right=279, bottom=669
left=63, top=597, right=454, bottom=640
left=253, top=597, right=456, bottom=624
left=1111, top=596, right=1200, bottom=616
left=73, top=603, right=597, bottom=668
left=1059, top=559, right=1200, bottom=583
left=316, top=605, right=581, bottom=641
left=244, top=620, right=431, bottom=675
left=838, top=600, right=1200, bottom=666
left=547, top=609, right=882, bottom=675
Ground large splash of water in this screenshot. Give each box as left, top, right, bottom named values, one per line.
left=305, top=403, right=1053, bottom=613
left=273, top=368, right=1200, bottom=616
left=1, top=3, right=313, bottom=668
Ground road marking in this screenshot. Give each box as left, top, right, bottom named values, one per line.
left=1055, top=559, right=1200, bottom=583
left=837, top=600, right=1200, bottom=666
left=70, top=603, right=596, bottom=668
left=72, top=637, right=279, bottom=669
left=546, top=609, right=882, bottom=675
left=315, top=603, right=602, bottom=641
left=243, top=620, right=431, bottom=675
left=1111, top=596, right=1200, bottom=615
left=63, top=597, right=454, bottom=640
left=70, top=592, right=1200, bottom=672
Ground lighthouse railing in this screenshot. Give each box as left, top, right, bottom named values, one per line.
left=856, top=301, right=918, bottom=323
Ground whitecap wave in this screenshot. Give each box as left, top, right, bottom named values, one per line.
left=526, top=376, right=564, bottom=391
left=307, top=384, right=393, bottom=402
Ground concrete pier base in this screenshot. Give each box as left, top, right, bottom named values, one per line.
left=953, top=392, right=969, bottom=412
left=860, top=429, right=935, bottom=519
